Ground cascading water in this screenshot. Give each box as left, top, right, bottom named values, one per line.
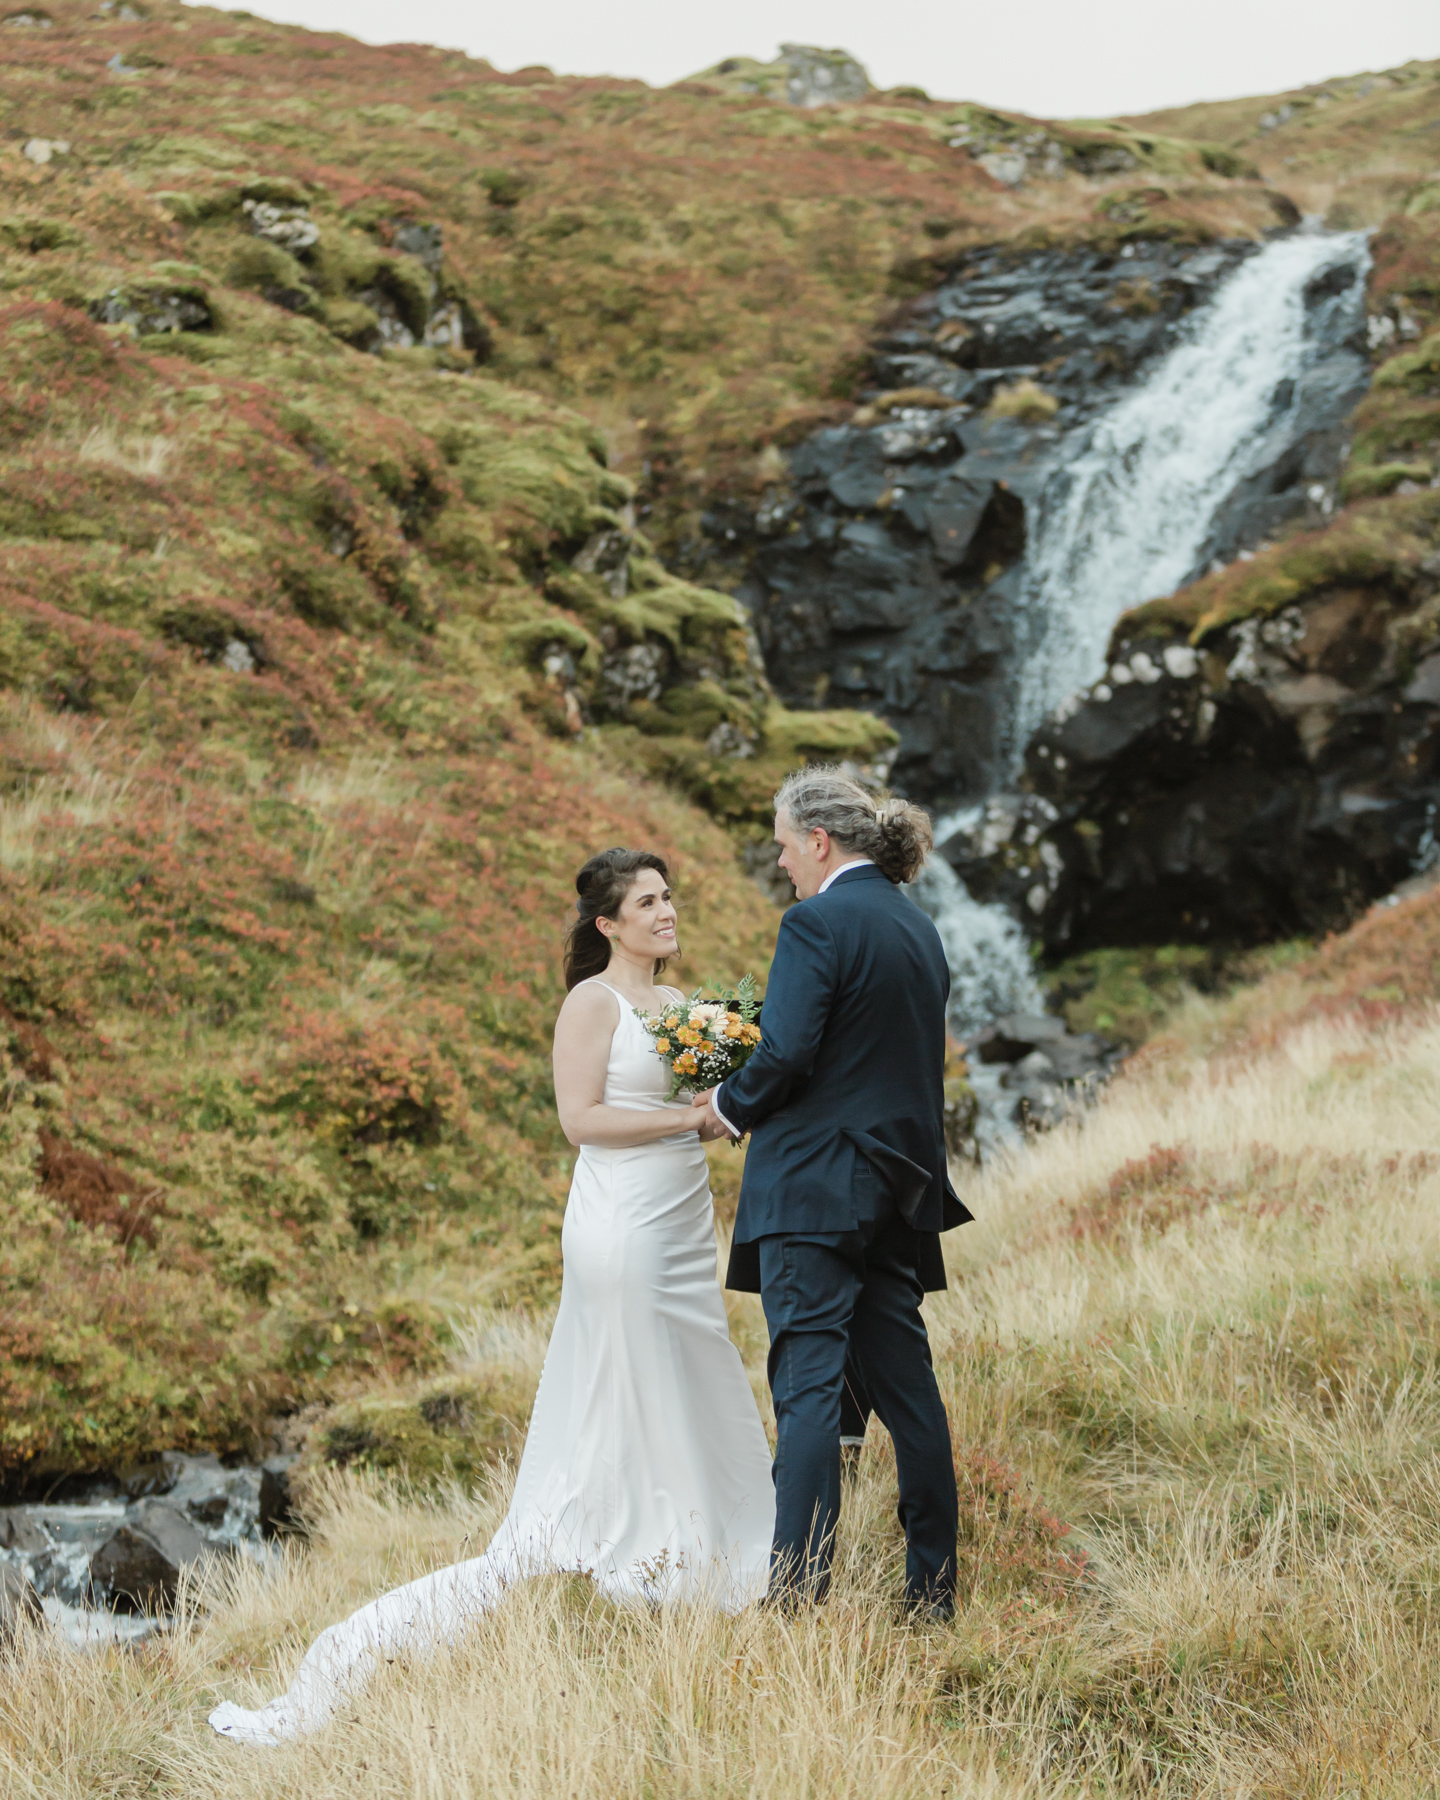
left=1007, top=227, right=1371, bottom=757
left=910, top=851, right=1044, bottom=1032
left=911, top=227, right=1372, bottom=1044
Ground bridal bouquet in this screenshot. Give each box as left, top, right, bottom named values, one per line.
left=637, top=976, right=762, bottom=1099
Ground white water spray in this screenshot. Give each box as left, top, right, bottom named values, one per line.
left=915, top=230, right=1370, bottom=1041
left=1012, top=228, right=1370, bottom=752
left=910, top=852, right=1045, bottom=1035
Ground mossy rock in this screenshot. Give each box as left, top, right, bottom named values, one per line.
left=1045, top=944, right=1221, bottom=1045
left=762, top=704, right=897, bottom=763
left=319, top=294, right=380, bottom=347
left=1373, top=330, right=1440, bottom=394
left=299, top=1366, right=535, bottom=1490
left=1113, top=491, right=1440, bottom=648
left=1338, top=461, right=1433, bottom=502
left=226, top=237, right=319, bottom=312
left=504, top=616, right=599, bottom=670
left=0, top=215, right=83, bottom=253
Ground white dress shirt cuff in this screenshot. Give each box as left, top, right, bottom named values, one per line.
left=710, top=1089, right=741, bottom=1139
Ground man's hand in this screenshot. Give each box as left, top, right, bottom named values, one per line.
left=695, top=1088, right=739, bottom=1144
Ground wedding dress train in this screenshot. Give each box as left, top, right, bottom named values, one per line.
left=209, top=980, right=775, bottom=1745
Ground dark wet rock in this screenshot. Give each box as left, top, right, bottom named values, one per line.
left=723, top=238, right=1367, bottom=806
left=0, top=1507, right=48, bottom=1554
left=970, top=1012, right=1066, bottom=1063
left=966, top=1012, right=1124, bottom=1130
left=115, top=1460, right=176, bottom=1500
left=960, top=588, right=1440, bottom=950
left=0, top=1564, right=41, bottom=1643
left=258, top=1457, right=299, bottom=1540
left=89, top=1498, right=216, bottom=1613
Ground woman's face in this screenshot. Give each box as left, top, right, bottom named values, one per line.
left=600, top=868, right=678, bottom=963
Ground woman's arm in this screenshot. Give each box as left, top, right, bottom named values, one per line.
left=553, top=984, right=709, bottom=1148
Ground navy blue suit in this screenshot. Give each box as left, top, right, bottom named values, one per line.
left=717, top=864, right=969, bottom=1607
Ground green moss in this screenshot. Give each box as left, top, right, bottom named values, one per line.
left=1114, top=492, right=1440, bottom=650
left=1045, top=945, right=1220, bottom=1044
left=225, top=237, right=318, bottom=309
left=0, top=216, right=84, bottom=253
left=319, top=294, right=379, bottom=345
left=299, top=1366, right=535, bottom=1489
left=1338, top=460, right=1433, bottom=501
left=1373, top=329, right=1440, bottom=393
left=762, top=704, right=897, bottom=762
left=504, top=616, right=598, bottom=669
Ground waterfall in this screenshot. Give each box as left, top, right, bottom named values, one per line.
left=910, top=851, right=1045, bottom=1036
left=1010, top=228, right=1371, bottom=756
left=912, top=228, right=1371, bottom=1045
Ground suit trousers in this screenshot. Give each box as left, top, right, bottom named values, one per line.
left=757, top=1194, right=958, bottom=1608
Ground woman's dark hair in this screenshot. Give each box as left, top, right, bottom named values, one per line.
left=564, top=847, right=673, bottom=991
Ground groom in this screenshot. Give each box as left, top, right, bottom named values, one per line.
left=701, top=765, right=971, bottom=1613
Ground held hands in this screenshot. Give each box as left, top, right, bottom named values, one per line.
left=691, top=1087, right=738, bottom=1144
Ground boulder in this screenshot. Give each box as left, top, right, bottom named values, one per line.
left=115, top=1460, right=175, bottom=1500
left=89, top=1498, right=214, bottom=1613
left=991, top=605, right=1440, bottom=952
left=969, top=1013, right=1065, bottom=1063
left=0, top=1508, right=48, bottom=1555
left=779, top=44, right=870, bottom=108
left=90, top=282, right=212, bottom=337
left=0, top=1564, right=41, bottom=1643
left=967, top=1015, right=1123, bottom=1131
left=258, top=1457, right=299, bottom=1539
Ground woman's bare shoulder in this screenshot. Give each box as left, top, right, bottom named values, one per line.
left=556, top=980, right=619, bottom=1031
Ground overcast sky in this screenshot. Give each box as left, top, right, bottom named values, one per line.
left=215, top=0, right=1436, bottom=120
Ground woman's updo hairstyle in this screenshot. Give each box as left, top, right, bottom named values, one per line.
left=774, top=765, right=933, bottom=886
left=564, top=847, right=673, bottom=990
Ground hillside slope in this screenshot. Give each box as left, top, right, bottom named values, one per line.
left=7, top=818, right=1440, bottom=1796
left=2, top=7, right=1437, bottom=1484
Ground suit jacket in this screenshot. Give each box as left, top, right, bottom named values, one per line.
left=718, top=863, right=972, bottom=1293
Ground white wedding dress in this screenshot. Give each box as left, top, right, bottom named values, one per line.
left=209, top=979, right=775, bottom=1746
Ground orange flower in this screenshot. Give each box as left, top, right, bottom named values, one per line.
left=656, top=1036, right=671, bottom=1054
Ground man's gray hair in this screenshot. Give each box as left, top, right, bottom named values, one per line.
left=775, top=765, right=933, bottom=885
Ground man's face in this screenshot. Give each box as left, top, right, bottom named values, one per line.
left=774, top=807, right=829, bottom=900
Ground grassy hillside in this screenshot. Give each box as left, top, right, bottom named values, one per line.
left=2, top=0, right=1438, bottom=1493
left=0, top=2, right=1336, bottom=1485
left=4, top=11, right=1440, bottom=1792
left=7, top=869, right=1440, bottom=1795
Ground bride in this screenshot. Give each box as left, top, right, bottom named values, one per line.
left=209, top=847, right=776, bottom=1746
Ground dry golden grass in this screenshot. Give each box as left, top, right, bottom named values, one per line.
left=4, top=1004, right=1440, bottom=1796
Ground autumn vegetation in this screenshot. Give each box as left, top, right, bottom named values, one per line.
left=3, top=6, right=1440, bottom=1791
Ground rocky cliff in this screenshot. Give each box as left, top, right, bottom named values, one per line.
left=948, top=491, right=1440, bottom=951
left=725, top=234, right=1367, bottom=803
